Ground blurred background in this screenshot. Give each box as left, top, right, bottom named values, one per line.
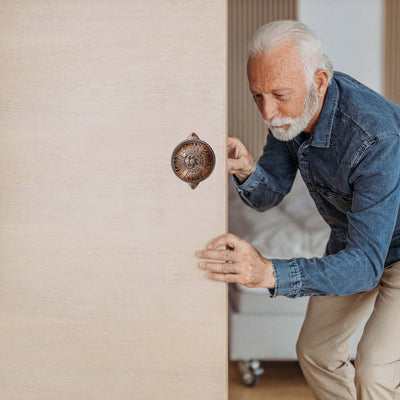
left=227, top=0, right=398, bottom=396
left=228, top=0, right=397, bottom=160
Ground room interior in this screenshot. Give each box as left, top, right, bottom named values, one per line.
left=228, top=0, right=399, bottom=396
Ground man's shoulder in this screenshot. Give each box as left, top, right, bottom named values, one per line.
left=333, top=71, right=400, bottom=141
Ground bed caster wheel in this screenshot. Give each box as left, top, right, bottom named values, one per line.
left=237, top=360, right=264, bottom=387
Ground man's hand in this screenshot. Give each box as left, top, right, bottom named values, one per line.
left=227, top=136, right=256, bottom=183
left=195, top=233, right=275, bottom=289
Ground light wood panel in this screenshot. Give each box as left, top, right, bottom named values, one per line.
left=385, top=0, right=400, bottom=104
left=0, top=1, right=227, bottom=399
left=228, top=0, right=297, bottom=159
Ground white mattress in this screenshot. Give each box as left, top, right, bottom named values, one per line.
left=228, top=174, right=330, bottom=295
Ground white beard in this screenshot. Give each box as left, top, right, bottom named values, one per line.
left=263, top=84, right=319, bottom=142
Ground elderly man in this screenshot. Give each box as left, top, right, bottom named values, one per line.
left=196, top=20, right=400, bottom=399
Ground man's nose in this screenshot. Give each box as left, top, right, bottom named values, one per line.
left=261, top=99, right=279, bottom=120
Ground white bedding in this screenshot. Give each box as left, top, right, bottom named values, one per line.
left=228, top=174, right=330, bottom=293
left=227, top=176, right=366, bottom=361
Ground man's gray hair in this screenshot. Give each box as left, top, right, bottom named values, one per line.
left=248, top=20, right=333, bottom=85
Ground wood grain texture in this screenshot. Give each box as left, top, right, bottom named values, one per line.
left=0, top=1, right=227, bottom=398
left=385, top=0, right=400, bottom=105
left=228, top=0, right=297, bottom=159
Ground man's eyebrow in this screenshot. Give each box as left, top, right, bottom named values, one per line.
left=250, top=87, right=293, bottom=93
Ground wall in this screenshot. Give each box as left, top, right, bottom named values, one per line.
left=228, top=0, right=297, bottom=159
left=385, top=0, right=400, bottom=104
left=298, top=0, right=383, bottom=93
left=228, top=0, right=384, bottom=160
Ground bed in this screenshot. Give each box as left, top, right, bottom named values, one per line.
left=228, top=174, right=367, bottom=386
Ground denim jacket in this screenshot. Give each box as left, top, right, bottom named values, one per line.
left=234, top=72, right=400, bottom=298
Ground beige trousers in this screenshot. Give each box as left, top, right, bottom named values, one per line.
left=296, top=262, right=400, bottom=400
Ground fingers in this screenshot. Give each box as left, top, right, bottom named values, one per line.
left=228, top=136, right=241, bottom=147
left=198, top=260, right=250, bottom=284
left=196, top=248, right=239, bottom=262
left=195, top=233, right=275, bottom=289
left=227, top=158, right=245, bottom=174
left=198, top=261, right=240, bottom=275
left=196, top=234, right=250, bottom=285
left=227, top=137, right=245, bottom=158
left=196, top=234, right=242, bottom=282
left=226, top=137, right=256, bottom=182
left=205, top=233, right=241, bottom=250
left=227, top=136, right=247, bottom=159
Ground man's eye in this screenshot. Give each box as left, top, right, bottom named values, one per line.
left=253, top=94, right=262, bottom=101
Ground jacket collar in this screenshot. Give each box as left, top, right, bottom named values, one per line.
left=308, top=76, right=339, bottom=148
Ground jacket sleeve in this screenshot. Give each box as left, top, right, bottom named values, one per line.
left=233, top=132, right=298, bottom=212
left=270, top=134, right=400, bottom=297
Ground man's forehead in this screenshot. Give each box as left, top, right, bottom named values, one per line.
left=247, top=45, right=306, bottom=88
left=248, top=45, right=302, bottom=71
left=248, top=41, right=300, bottom=62
left=249, top=82, right=294, bottom=93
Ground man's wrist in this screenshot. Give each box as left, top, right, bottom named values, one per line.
left=235, top=163, right=256, bottom=184
left=234, top=174, right=249, bottom=184
left=261, top=257, right=276, bottom=289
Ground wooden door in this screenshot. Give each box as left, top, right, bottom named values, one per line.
left=0, top=1, right=227, bottom=399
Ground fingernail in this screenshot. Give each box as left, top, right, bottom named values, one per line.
left=198, top=262, right=205, bottom=269
left=207, top=244, right=213, bottom=249
left=195, top=251, right=202, bottom=257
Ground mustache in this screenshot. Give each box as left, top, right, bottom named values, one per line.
left=263, top=117, right=297, bottom=127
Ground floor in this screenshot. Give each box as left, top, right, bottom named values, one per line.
left=229, top=361, right=315, bottom=400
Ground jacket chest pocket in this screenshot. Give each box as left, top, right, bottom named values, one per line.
left=316, top=185, right=353, bottom=212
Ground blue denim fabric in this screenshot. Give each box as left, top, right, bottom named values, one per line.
left=234, top=72, right=400, bottom=297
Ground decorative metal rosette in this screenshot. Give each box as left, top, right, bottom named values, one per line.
left=171, top=133, right=216, bottom=189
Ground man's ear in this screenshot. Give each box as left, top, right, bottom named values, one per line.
left=313, top=69, right=330, bottom=97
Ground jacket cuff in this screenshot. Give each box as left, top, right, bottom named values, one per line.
left=233, top=163, right=265, bottom=194
left=268, top=258, right=302, bottom=298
